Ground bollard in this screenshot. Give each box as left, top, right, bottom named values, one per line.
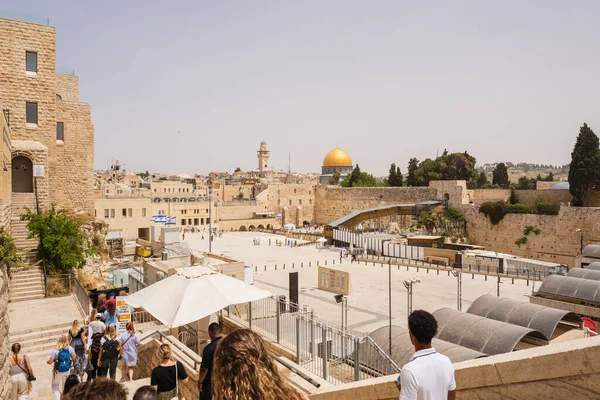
left=417, top=267, right=419, bottom=272
left=472, top=273, right=474, bottom=279
left=427, top=268, right=429, bottom=274
left=325, top=260, right=327, bottom=265
left=283, top=264, right=285, bottom=269
left=407, top=266, right=409, bottom=271
left=309, top=262, right=311, bottom=267
left=317, top=261, right=319, bottom=266
left=265, top=265, right=266, bottom=271
left=437, top=269, right=439, bottom=275
left=301, top=262, right=303, bottom=268
left=447, top=270, right=450, bottom=276
left=512, top=278, right=514, bottom=284
left=485, top=274, right=487, bottom=281
left=292, top=263, right=294, bottom=269
left=275, top=265, right=277, bottom=270
left=398, top=265, right=400, bottom=270
left=333, top=260, right=335, bottom=265
left=255, top=266, right=257, bottom=272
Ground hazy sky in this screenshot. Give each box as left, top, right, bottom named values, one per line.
left=3, top=1, right=599, bottom=176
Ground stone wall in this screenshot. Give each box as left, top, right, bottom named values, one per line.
left=314, top=186, right=438, bottom=225
left=0, top=202, right=10, bottom=232
left=0, top=97, right=11, bottom=205
left=54, top=101, right=94, bottom=214
left=467, top=189, right=510, bottom=204
left=11, top=140, right=49, bottom=210
left=0, top=265, right=10, bottom=400
left=266, top=183, right=316, bottom=225
left=514, top=189, right=572, bottom=207
left=461, top=204, right=600, bottom=267
left=309, top=336, right=600, bottom=400
left=55, top=73, right=78, bottom=102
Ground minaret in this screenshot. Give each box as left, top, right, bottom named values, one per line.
left=257, top=140, right=270, bottom=171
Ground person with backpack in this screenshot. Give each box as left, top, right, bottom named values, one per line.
left=47, top=335, right=76, bottom=400
left=103, top=302, right=120, bottom=326
left=68, top=320, right=87, bottom=377
left=86, top=326, right=105, bottom=382
left=98, top=324, right=120, bottom=380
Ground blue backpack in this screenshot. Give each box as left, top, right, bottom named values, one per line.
left=55, top=348, right=71, bottom=373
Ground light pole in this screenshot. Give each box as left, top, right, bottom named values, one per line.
left=575, top=228, right=584, bottom=255
left=497, top=275, right=502, bottom=297
left=451, top=270, right=462, bottom=311
left=388, top=260, right=392, bottom=355
left=402, top=279, right=420, bottom=316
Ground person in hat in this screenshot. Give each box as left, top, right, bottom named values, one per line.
left=86, top=311, right=106, bottom=382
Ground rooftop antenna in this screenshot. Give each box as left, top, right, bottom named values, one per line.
left=288, top=152, right=291, bottom=174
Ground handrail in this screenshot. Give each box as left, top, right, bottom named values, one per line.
left=42, top=264, right=48, bottom=297
left=363, top=336, right=401, bottom=372
left=270, top=352, right=321, bottom=388
left=139, top=329, right=202, bottom=370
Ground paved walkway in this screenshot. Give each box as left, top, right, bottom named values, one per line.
left=8, top=296, right=81, bottom=334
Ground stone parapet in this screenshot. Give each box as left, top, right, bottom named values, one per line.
left=0, top=265, right=10, bottom=400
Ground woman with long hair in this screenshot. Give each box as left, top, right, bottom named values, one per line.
left=150, top=343, right=188, bottom=400
left=9, top=342, right=33, bottom=400
left=62, top=374, right=80, bottom=398
left=98, top=324, right=120, bottom=380
left=48, top=335, right=76, bottom=400
left=67, top=320, right=87, bottom=376
left=213, top=329, right=309, bottom=400
left=119, top=321, right=140, bottom=382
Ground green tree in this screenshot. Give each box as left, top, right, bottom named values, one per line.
left=348, top=164, right=362, bottom=187
left=515, top=176, right=536, bottom=190
left=509, top=189, right=518, bottom=205
left=21, top=206, right=89, bottom=274
left=234, top=167, right=241, bottom=172
left=388, top=163, right=403, bottom=187
left=0, top=228, right=20, bottom=275
left=414, top=211, right=440, bottom=232
left=329, top=170, right=341, bottom=185
left=406, top=158, right=419, bottom=186
left=569, top=123, right=600, bottom=205
left=476, top=171, right=489, bottom=188
left=492, top=163, right=510, bottom=188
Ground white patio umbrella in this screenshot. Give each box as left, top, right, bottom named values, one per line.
left=316, top=237, right=327, bottom=243
left=125, top=266, right=271, bottom=328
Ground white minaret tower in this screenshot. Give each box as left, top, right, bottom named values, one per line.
left=257, top=140, right=270, bottom=171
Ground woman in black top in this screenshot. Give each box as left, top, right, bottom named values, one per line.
left=150, top=343, right=188, bottom=400
left=68, top=319, right=87, bottom=376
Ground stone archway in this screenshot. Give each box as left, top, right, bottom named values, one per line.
left=239, top=225, right=247, bottom=232
left=12, top=155, right=33, bottom=193
left=257, top=224, right=265, bottom=229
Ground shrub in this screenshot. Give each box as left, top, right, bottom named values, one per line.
left=479, top=201, right=508, bottom=224
left=21, top=205, right=88, bottom=274
left=535, top=201, right=559, bottom=215
left=444, top=208, right=465, bottom=222
left=0, top=228, right=21, bottom=275
left=507, top=203, right=536, bottom=214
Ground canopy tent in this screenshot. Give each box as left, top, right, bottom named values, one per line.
left=316, top=237, right=327, bottom=243
left=125, top=266, right=271, bottom=328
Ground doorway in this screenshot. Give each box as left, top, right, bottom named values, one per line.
left=12, top=156, right=33, bottom=192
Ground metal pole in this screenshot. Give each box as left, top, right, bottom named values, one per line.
left=408, top=284, right=413, bottom=314
left=581, top=232, right=584, bottom=254
left=353, top=338, right=360, bottom=381
left=296, top=317, right=301, bottom=363
left=497, top=275, right=500, bottom=297
left=388, top=261, right=392, bottom=355
left=458, top=272, right=462, bottom=311
left=310, top=312, right=316, bottom=358
left=208, top=187, right=212, bottom=253
left=276, top=298, right=281, bottom=343
left=248, top=301, right=252, bottom=329
left=322, top=326, right=329, bottom=380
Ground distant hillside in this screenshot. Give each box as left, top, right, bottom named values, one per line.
left=477, top=162, right=569, bottom=183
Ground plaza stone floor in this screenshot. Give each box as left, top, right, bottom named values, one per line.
left=184, top=231, right=536, bottom=334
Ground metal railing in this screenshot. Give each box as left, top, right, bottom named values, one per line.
left=45, top=273, right=71, bottom=297
left=73, top=276, right=90, bottom=316
left=133, top=310, right=165, bottom=333
left=226, top=296, right=400, bottom=385
left=140, top=330, right=202, bottom=370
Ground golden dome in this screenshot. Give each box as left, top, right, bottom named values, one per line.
left=323, top=147, right=353, bottom=167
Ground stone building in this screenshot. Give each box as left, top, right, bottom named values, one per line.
left=0, top=99, right=12, bottom=230
left=319, top=147, right=353, bottom=184
left=0, top=18, right=95, bottom=216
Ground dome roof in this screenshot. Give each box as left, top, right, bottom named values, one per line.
left=323, top=147, right=353, bottom=167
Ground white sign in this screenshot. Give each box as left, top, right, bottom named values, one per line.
left=33, top=165, right=44, bottom=177
left=116, top=297, right=132, bottom=335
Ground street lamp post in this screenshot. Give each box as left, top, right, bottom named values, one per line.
left=402, top=279, right=421, bottom=316
left=388, top=260, right=392, bottom=355
left=451, top=270, right=462, bottom=311
left=208, top=186, right=212, bottom=253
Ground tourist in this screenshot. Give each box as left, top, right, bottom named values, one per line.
left=213, top=329, right=309, bottom=400
left=62, top=374, right=80, bottom=398
left=10, top=342, right=34, bottom=400
left=103, top=301, right=120, bottom=326
left=119, top=322, right=140, bottom=382
left=68, top=320, right=87, bottom=376
left=48, top=335, right=77, bottom=400
left=97, top=299, right=106, bottom=316
left=86, top=318, right=105, bottom=382
left=183, top=232, right=186, bottom=240
left=198, top=323, right=223, bottom=400
left=340, top=251, right=343, bottom=262
left=62, top=378, right=128, bottom=400
left=133, top=385, right=158, bottom=400
left=396, top=310, right=456, bottom=400
left=150, top=343, right=188, bottom=400
left=98, top=324, right=120, bottom=380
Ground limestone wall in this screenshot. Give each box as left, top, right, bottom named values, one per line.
left=95, top=197, right=152, bottom=240
left=55, top=73, right=78, bottom=102
left=461, top=205, right=600, bottom=267
left=54, top=101, right=94, bottom=214
left=266, top=183, right=316, bottom=225
left=0, top=202, right=10, bottom=232
left=0, top=265, right=10, bottom=400
left=514, top=189, right=572, bottom=207
left=310, top=336, right=600, bottom=400
left=0, top=97, right=11, bottom=205
left=314, top=186, right=438, bottom=225
left=467, top=189, right=510, bottom=204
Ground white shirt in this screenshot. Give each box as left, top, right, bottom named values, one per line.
left=399, top=348, right=456, bottom=400
left=87, top=321, right=106, bottom=349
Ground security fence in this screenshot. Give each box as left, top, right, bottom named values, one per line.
left=226, top=296, right=399, bottom=385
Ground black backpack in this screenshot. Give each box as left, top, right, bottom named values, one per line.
left=91, top=332, right=103, bottom=354
left=102, top=338, right=120, bottom=359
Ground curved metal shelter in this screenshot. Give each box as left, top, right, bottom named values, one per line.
left=466, top=294, right=581, bottom=340
left=537, top=275, right=600, bottom=306
left=585, top=262, right=600, bottom=271
left=364, top=326, right=486, bottom=368
left=582, top=245, right=600, bottom=259
left=432, top=308, right=546, bottom=355
left=567, top=268, right=600, bottom=281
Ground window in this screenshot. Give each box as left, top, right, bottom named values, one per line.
left=104, top=209, right=109, bottom=218
left=128, top=208, right=132, bottom=217
left=309, top=190, right=312, bottom=195
left=309, top=199, right=312, bottom=205
left=110, top=209, right=115, bottom=218
left=294, top=189, right=297, bottom=194
left=289, top=199, right=292, bottom=205
left=26, top=51, right=37, bottom=73
left=278, top=199, right=281, bottom=206
left=299, top=199, right=302, bottom=205
left=26, top=102, right=38, bottom=125
left=142, top=208, right=146, bottom=217
left=56, top=94, right=62, bottom=101
left=56, top=122, right=64, bottom=141
left=122, top=208, right=127, bottom=217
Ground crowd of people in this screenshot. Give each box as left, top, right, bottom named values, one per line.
left=11, top=309, right=455, bottom=400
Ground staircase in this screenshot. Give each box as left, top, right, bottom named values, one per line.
left=9, top=267, right=45, bottom=302
left=9, top=320, right=72, bottom=357
left=11, top=192, right=38, bottom=264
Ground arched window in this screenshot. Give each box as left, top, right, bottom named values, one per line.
left=56, top=94, right=62, bottom=100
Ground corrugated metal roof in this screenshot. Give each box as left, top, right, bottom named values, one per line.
left=466, top=294, right=581, bottom=340
left=582, top=244, right=600, bottom=259
left=586, top=262, right=600, bottom=271
left=433, top=308, right=546, bottom=355
left=567, top=268, right=600, bottom=281
left=537, top=275, right=600, bottom=306
left=363, top=325, right=485, bottom=368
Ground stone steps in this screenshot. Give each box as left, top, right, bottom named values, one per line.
left=9, top=292, right=45, bottom=302
left=10, top=323, right=74, bottom=347
left=10, top=268, right=45, bottom=300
